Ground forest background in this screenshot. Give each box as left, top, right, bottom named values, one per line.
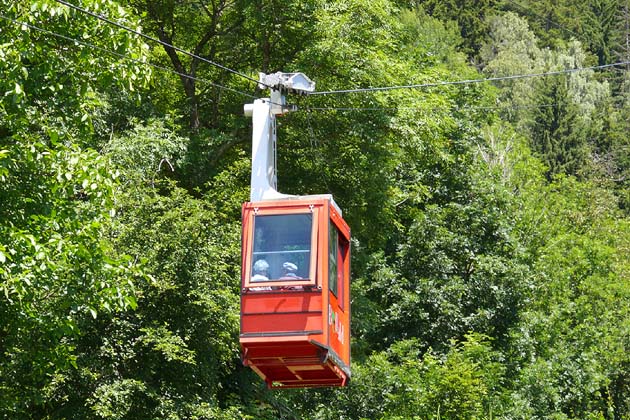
left=1, top=0, right=630, bottom=418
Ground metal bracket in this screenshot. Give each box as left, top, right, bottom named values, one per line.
left=259, top=72, right=315, bottom=95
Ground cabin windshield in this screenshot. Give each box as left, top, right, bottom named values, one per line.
left=251, top=213, right=312, bottom=282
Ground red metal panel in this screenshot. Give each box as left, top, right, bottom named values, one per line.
left=242, top=292, right=322, bottom=314
left=242, top=339, right=317, bottom=360
left=326, top=230, right=351, bottom=368
left=241, top=312, right=322, bottom=334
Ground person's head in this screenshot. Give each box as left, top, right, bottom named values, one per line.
left=254, top=259, right=269, bottom=275
left=282, top=262, right=298, bottom=274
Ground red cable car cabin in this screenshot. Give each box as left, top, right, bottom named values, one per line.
left=240, top=197, right=351, bottom=388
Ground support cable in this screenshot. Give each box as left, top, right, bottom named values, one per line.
left=0, top=13, right=258, bottom=100
left=53, top=0, right=267, bottom=88
left=304, top=103, right=561, bottom=112
left=310, top=61, right=630, bottom=95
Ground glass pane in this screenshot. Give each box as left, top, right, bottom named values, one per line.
left=251, top=213, right=312, bottom=282
left=329, top=224, right=338, bottom=296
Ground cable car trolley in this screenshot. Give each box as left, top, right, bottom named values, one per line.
left=240, top=73, right=351, bottom=388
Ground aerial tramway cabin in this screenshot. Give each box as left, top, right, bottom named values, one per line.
left=240, top=197, right=351, bottom=388
left=239, top=73, right=351, bottom=388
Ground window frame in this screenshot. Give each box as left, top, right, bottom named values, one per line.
left=328, top=222, right=339, bottom=298
left=336, top=234, right=349, bottom=311
left=328, top=220, right=349, bottom=311
left=243, top=206, right=320, bottom=289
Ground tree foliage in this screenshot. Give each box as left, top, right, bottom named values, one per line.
left=1, top=1, right=150, bottom=416
left=2, top=0, right=630, bottom=419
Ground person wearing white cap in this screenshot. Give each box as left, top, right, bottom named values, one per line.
left=280, top=262, right=301, bottom=280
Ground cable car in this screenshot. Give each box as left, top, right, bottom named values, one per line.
left=240, top=197, right=351, bottom=387
left=239, top=73, right=351, bottom=388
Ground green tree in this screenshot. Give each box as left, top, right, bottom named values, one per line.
left=125, top=0, right=323, bottom=192
left=506, top=178, right=630, bottom=418
left=413, top=0, right=499, bottom=59
left=289, top=0, right=490, bottom=250
left=0, top=0, right=150, bottom=143
left=482, top=14, right=612, bottom=181
left=505, top=0, right=582, bottom=48
left=0, top=1, right=150, bottom=416
left=19, top=118, right=250, bottom=418
left=85, top=183, right=243, bottom=419
left=481, top=12, right=544, bottom=126
left=293, top=335, right=505, bottom=419
left=581, top=0, right=619, bottom=65
left=530, top=75, right=589, bottom=179
left=360, top=172, right=529, bottom=353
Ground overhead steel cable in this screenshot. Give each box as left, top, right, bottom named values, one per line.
left=0, top=13, right=258, bottom=100
left=13, top=3, right=627, bottom=104
left=310, top=61, right=630, bottom=95
left=304, top=103, right=561, bottom=112
left=53, top=0, right=267, bottom=88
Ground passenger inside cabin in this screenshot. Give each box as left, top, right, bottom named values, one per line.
left=250, top=259, right=272, bottom=291
left=252, top=259, right=270, bottom=281
left=279, top=262, right=301, bottom=280
left=280, top=261, right=306, bottom=291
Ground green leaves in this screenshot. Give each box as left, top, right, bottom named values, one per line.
left=301, top=334, right=504, bottom=419
left=0, top=140, right=144, bottom=417
left=0, top=2, right=152, bottom=416
left=1, top=0, right=151, bottom=142
left=139, top=326, right=197, bottom=365
left=499, top=175, right=630, bottom=418
left=2, top=0, right=630, bottom=418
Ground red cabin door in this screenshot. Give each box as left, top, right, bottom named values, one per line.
left=327, top=219, right=351, bottom=372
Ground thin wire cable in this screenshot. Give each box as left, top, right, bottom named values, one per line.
left=10, top=4, right=621, bottom=106
left=0, top=13, right=258, bottom=100
left=304, top=103, right=561, bottom=113
left=310, top=61, right=630, bottom=95
left=52, top=0, right=266, bottom=88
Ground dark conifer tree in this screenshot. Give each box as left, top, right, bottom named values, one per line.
left=530, top=76, right=589, bottom=179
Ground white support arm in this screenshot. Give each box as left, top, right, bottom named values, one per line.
left=244, top=99, right=294, bottom=202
